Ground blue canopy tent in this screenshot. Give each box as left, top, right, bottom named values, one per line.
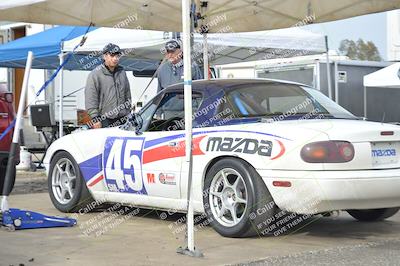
left=0, top=26, right=94, bottom=70
left=0, top=25, right=161, bottom=136
left=0, top=25, right=160, bottom=72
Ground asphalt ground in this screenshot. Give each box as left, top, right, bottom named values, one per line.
left=11, top=170, right=48, bottom=195
left=0, top=171, right=399, bottom=266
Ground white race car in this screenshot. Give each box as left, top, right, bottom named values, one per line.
left=44, top=79, right=400, bottom=237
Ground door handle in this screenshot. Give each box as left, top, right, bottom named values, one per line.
left=168, top=141, right=178, bottom=147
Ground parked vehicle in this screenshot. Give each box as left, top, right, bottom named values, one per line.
left=44, top=79, right=400, bottom=237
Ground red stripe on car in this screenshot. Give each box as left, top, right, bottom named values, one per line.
left=88, top=174, right=104, bottom=187
left=143, top=136, right=206, bottom=164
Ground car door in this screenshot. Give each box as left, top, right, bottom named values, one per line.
left=101, top=90, right=202, bottom=200
left=139, top=90, right=201, bottom=199
left=102, top=89, right=203, bottom=199
left=101, top=93, right=163, bottom=197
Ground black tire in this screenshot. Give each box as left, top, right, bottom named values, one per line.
left=0, top=159, right=15, bottom=195
left=347, top=208, right=400, bottom=222
left=48, top=151, right=95, bottom=213
left=203, top=158, right=285, bottom=238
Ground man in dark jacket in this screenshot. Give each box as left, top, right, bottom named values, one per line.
left=157, top=40, right=203, bottom=93
left=85, top=43, right=132, bottom=128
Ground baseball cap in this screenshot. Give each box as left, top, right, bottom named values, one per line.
left=103, top=43, right=121, bottom=55
left=165, top=40, right=181, bottom=53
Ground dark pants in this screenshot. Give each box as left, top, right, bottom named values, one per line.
left=101, top=116, right=128, bottom=128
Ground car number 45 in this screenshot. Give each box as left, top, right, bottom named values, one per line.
left=103, top=137, right=147, bottom=194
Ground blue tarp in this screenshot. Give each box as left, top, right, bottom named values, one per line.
left=0, top=26, right=160, bottom=73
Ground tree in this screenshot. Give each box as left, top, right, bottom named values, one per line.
left=338, top=38, right=382, bottom=61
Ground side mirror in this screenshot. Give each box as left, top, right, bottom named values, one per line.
left=4, top=93, right=13, bottom=103
left=121, top=112, right=143, bottom=135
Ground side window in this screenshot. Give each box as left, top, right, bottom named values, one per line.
left=139, top=102, right=158, bottom=131
left=124, top=93, right=163, bottom=132
left=146, top=92, right=202, bottom=132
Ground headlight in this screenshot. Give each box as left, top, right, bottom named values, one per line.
left=301, top=141, right=354, bottom=163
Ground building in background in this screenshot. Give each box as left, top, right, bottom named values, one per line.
left=387, top=9, right=400, bottom=61
left=217, top=53, right=397, bottom=122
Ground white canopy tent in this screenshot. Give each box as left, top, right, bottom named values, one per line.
left=0, top=0, right=399, bottom=33
left=363, top=62, right=400, bottom=88
left=363, top=62, right=400, bottom=117
left=63, top=27, right=326, bottom=65
left=1, top=0, right=400, bottom=256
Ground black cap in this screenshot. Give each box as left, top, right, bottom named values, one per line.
left=165, top=40, right=181, bottom=52
left=103, top=43, right=121, bottom=55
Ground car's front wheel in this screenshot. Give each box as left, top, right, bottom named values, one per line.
left=203, top=158, right=283, bottom=238
left=48, top=151, right=94, bottom=213
left=347, top=208, right=399, bottom=222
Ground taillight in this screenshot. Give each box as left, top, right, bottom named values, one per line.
left=301, top=141, right=354, bottom=163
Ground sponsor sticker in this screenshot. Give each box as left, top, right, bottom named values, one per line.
left=147, top=173, right=156, bottom=184
left=159, top=173, right=176, bottom=185
left=206, top=137, right=273, bottom=156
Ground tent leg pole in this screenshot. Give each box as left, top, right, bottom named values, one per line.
left=184, top=0, right=194, bottom=253
left=58, top=53, right=65, bottom=138
left=176, top=0, right=202, bottom=258
left=1, top=51, right=34, bottom=212
left=203, top=33, right=209, bottom=80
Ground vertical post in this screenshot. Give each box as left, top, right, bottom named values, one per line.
left=58, top=53, right=65, bottom=138
left=182, top=0, right=194, bottom=253
left=325, top=36, right=333, bottom=99
left=203, top=33, right=209, bottom=79
left=1, top=51, right=34, bottom=212
left=315, top=61, right=321, bottom=91
left=364, top=86, right=367, bottom=118
left=334, top=61, right=339, bottom=104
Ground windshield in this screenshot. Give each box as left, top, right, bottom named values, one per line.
left=221, top=83, right=357, bottom=120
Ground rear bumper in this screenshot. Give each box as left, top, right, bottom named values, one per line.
left=258, top=168, right=400, bottom=214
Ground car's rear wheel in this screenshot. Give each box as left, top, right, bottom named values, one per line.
left=203, top=158, right=283, bottom=238
left=48, top=151, right=94, bottom=213
left=347, top=208, right=400, bottom=222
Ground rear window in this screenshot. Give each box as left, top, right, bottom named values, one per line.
left=219, top=83, right=356, bottom=120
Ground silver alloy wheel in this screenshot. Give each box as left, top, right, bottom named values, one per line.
left=209, top=168, right=248, bottom=227
left=51, top=158, right=77, bottom=204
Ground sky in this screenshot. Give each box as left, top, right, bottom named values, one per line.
left=303, top=11, right=387, bottom=60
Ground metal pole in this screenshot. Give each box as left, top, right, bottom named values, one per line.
left=334, top=61, right=339, bottom=104
left=1, top=51, right=34, bottom=212
left=176, top=0, right=203, bottom=258
left=364, top=86, right=367, bottom=118
left=316, top=61, right=321, bottom=91
left=325, top=36, right=333, bottom=99
left=58, top=53, right=65, bottom=138
left=203, top=33, right=209, bottom=79
left=183, top=0, right=194, bottom=253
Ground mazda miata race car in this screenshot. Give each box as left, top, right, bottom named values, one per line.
left=44, top=79, right=400, bottom=237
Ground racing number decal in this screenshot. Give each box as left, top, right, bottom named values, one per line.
left=103, top=137, right=147, bottom=194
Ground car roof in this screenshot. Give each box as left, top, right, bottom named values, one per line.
left=164, top=78, right=309, bottom=92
